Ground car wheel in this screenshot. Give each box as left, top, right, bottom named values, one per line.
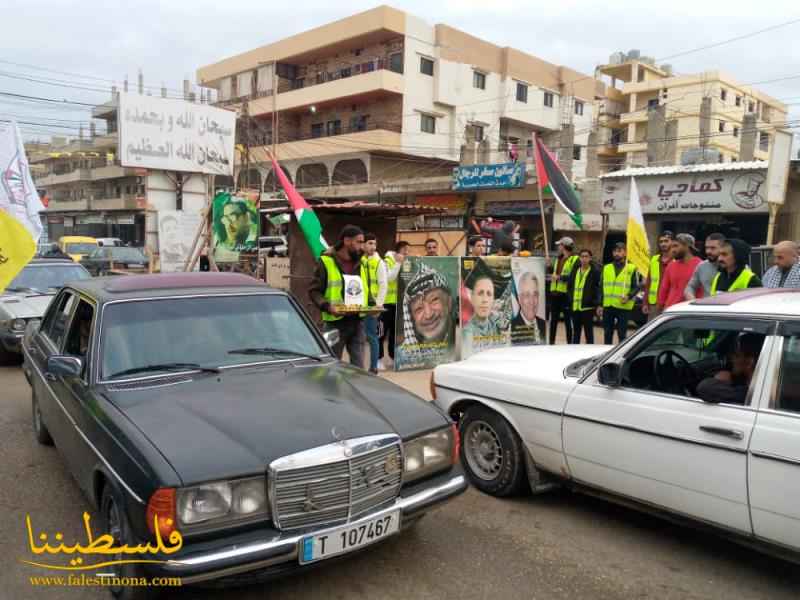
left=101, top=486, right=157, bottom=600
left=32, top=389, right=53, bottom=446
left=460, top=406, right=526, bottom=497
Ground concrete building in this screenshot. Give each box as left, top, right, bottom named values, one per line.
left=595, top=52, right=788, bottom=173
left=196, top=5, right=602, bottom=254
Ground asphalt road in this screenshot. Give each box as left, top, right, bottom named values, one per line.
left=2, top=356, right=799, bottom=600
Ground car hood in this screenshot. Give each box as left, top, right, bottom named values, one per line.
left=105, top=362, right=448, bottom=485
left=0, top=293, right=54, bottom=319
left=434, top=344, right=612, bottom=401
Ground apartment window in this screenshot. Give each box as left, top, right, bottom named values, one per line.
left=735, top=95, right=742, bottom=107
left=473, top=71, right=486, bottom=90
left=291, top=78, right=305, bottom=90
left=340, top=67, right=351, bottom=78
left=516, top=82, right=528, bottom=103
left=759, top=132, right=769, bottom=152
left=543, top=92, right=554, bottom=108
left=420, top=57, right=434, bottom=76
left=421, top=114, right=436, bottom=134
left=326, top=120, right=341, bottom=137
left=574, top=100, right=584, bottom=116
left=718, top=120, right=726, bottom=132
left=389, top=53, right=403, bottom=74
left=473, top=125, right=484, bottom=142
left=748, top=101, right=755, bottom=113
left=311, top=123, right=323, bottom=138
left=350, top=115, right=368, bottom=132
left=721, top=88, right=727, bottom=102
left=733, top=126, right=740, bottom=138
left=573, top=145, right=582, bottom=161
left=647, top=98, right=659, bottom=110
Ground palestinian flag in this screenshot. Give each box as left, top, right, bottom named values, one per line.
left=270, top=157, right=328, bottom=258
left=533, top=134, right=583, bottom=228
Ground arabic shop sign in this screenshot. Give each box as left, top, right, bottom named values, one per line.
left=118, top=92, right=236, bottom=176
left=600, top=170, right=768, bottom=215
left=452, top=162, right=525, bottom=191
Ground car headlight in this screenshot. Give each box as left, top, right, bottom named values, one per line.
left=176, top=476, right=269, bottom=527
left=403, top=426, right=456, bottom=483
left=10, top=318, right=26, bottom=332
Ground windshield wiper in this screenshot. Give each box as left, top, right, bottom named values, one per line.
left=108, top=362, right=221, bottom=379
left=227, top=347, right=323, bottom=362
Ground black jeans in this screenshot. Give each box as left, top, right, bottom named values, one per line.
left=603, top=307, right=630, bottom=345
left=549, top=293, right=573, bottom=345
left=571, top=310, right=595, bottom=344
left=325, top=318, right=366, bottom=368
left=379, top=303, right=397, bottom=360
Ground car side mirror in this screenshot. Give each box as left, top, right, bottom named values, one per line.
left=322, top=329, right=340, bottom=348
left=598, top=362, right=623, bottom=387
left=46, top=355, right=83, bottom=378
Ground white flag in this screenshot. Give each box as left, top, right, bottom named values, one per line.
left=626, top=177, right=651, bottom=278
left=0, top=120, right=44, bottom=241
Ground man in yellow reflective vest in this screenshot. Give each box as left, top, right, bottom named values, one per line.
left=567, top=248, right=601, bottom=344
left=642, top=231, right=673, bottom=321
left=710, top=238, right=762, bottom=295
left=598, top=242, right=640, bottom=345
left=309, top=225, right=370, bottom=366
left=379, top=241, right=408, bottom=371
left=363, top=233, right=388, bottom=374
left=548, top=237, right=579, bottom=344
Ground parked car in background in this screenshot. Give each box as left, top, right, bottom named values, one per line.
left=433, top=288, right=800, bottom=560
left=79, top=246, right=149, bottom=276
left=258, top=235, right=288, bottom=257
left=58, top=236, right=98, bottom=262
left=0, top=258, right=90, bottom=361
left=22, top=272, right=466, bottom=590
left=96, top=237, right=123, bottom=247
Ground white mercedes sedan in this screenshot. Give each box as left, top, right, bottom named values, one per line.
left=433, top=288, right=800, bottom=559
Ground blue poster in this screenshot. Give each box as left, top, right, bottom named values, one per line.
left=452, top=162, right=526, bottom=191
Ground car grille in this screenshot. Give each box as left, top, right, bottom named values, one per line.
left=272, top=442, right=402, bottom=531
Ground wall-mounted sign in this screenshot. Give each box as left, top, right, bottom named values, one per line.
left=452, top=162, right=525, bottom=191
left=416, top=194, right=466, bottom=210
left=601, top=169, right=769, bottom=215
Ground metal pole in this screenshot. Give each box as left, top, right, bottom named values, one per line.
left=272, top=60, right=278, bottom=191
left=533, top=133, right=551, bottom=263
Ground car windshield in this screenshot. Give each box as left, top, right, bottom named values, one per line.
left=65, top=243, right=97, bottom=254
left=89, top=247, right=146, bottom=261
left=6, top=264, right=91, bottom=293
left=100, top=294, right=326, bottom=379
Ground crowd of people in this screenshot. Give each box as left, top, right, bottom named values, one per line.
left=548, top=232, right=800, bottom=346
left=307, top=223, right=800, bottom=371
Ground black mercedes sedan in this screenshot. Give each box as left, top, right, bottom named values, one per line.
left=79, top=246, right=149, bottom=276
left=22, top=273, right=466, bottom=596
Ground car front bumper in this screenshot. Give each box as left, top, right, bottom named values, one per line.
left=0, top=331, right=23, bottom=354
left=149, top=468, right=467, bottom=585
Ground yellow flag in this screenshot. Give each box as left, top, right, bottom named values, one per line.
left=0, top=211, right=36, bottom=292
left=626, top=177, right=651, bottom=278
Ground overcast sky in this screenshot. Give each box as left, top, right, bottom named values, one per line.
left=2, top=0, right=798, bottom=150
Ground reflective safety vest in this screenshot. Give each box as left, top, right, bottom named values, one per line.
left=384, top=253, right=398, bottom=305
left=572, top=266, right=594, bottom=312
left=320, top=255, right=369, bottom=321
left=366, top=254, right=382, bottom=304
left=551, top=254, right=579, bottom=293
left=710, top=267, right=755, bottom=296
left=602, top=263, right=637, bottom=310
left=648, top=254, right=662, bottom=305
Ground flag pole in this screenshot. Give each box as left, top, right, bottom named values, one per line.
left=533, top=133, right=551, bottom=263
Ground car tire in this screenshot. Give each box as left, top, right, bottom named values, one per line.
left=100, top=486, right=158, bottom=600
left=32, top=389, right=54, bottom=446
left=460, top=406, right=527, bottom=497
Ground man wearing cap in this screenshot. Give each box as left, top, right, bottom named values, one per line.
left=309, top=225, right=370, bottom=367
left=548, top=237, right=578, bottom=344
left=711, top=238, right=762, bottom=295
left=598, top=242, right=640, bottom=344
left=642, top=231, right=673, bottom=320
left=763, top=241, right=800, bottom=289
left=657, top=234, right=702, bottom=310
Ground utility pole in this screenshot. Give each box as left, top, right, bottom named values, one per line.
left=271, top=60, right=278, bottom=191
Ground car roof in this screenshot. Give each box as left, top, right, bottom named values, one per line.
left=666, top=288, right=800, bottom=318
left=64, top=272, right=281, bottom=303
left=26, top=258, right=80, bottom=265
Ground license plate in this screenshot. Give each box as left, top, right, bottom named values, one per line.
left=299, top=510, right=400, bottom=564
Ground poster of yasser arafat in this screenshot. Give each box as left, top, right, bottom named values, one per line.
left=460, top=256, right=513, bottom=358
left=212, top=192, right=259, bottom=262
left=394, top=257, right=460, bottom=371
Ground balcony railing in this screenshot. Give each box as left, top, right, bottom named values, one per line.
left=244, top=120, right=402, bottom=147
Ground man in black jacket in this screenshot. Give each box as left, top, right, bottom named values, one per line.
left=568, top=249, right=601, bottom=344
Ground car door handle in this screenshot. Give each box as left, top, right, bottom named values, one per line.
left=699, top=425, right=744, bottom=441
